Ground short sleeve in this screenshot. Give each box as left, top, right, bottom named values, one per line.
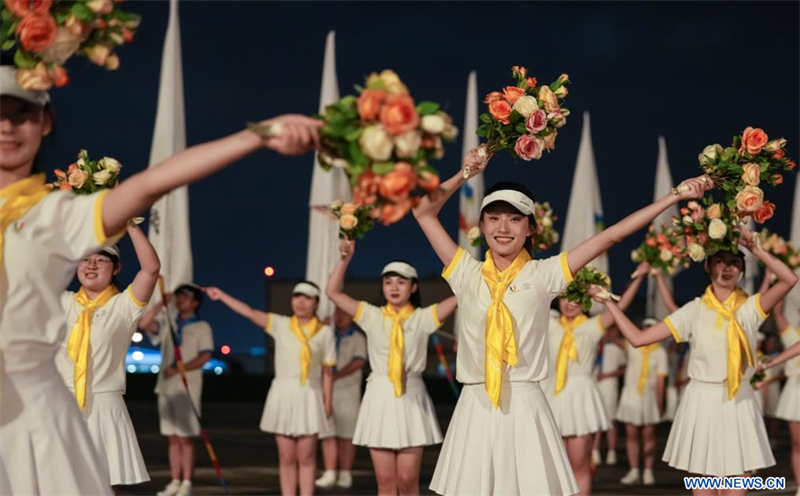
left=265, top=313, right=287, bottom=335
left=354, top=302, right=383, bottom=336
left=196, top=322, right=214, bottom=354
left=534, top=252, right=574, bottom=296
left=418, top=304, right=444, bottom=336
left=53, top=190, right=124, bottom=260
left=353, top=332, right=367, bottom=361
left=576, top=316, right=604, bottom=340
left=321, top=327, right=337, bottom=366
left=442, top=247, right=482, bottom=295
left=664, top=300, right=696, bottom=343
left=123, top=285, right=148, bottom=321
left=735, top=294, right=769, bottom=338
left=781, top=326, right=800, bottom=347
left=655, top=348, right=669, bottom=377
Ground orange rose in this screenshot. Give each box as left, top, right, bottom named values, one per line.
left=4, top=0, right=51, bottom=17
left=339, top=214, right=358, bottom=230
left=502, top=86, right=525, bottom=105
left=380, top=200, right=411, bottom=226
left=48, top=64, right=68, bottom=87
left=121, top=27, right=134, bottom=43
left=753, top=201, right=775, bottom=224
left=656, top=234, right=668, bottom=245
left=418, top=170, right=440, bottom=193
left=526, top=77, right=538, bottom=88
left=340, top=203, right=357, bottom=216
left=787, top=160, right=797, bottom=171
left=483, top=91, right=504, bottom=104
left=645, top=238, right=657, bottom=247
left=379, top=95, right=419, bottom=136
left=357, top=89, right=386, bottom=122
left=16, top=12, right=57, bottom=52
left=771, top=174, right=783, bottom=185
left=741, top=163, right=761, bottom=186
left=738, top=126, right=768, bottom=156
left=353, top=171, right=379, bottom=206
left=488, top=100, right=512, bottom=124
left=772, top=149, right=785, bottom=159
left=735, top=186, right=764, bottom=213
left=512, top=65, right=527, bottom=77
left=378, top=162, right=417, bottom=201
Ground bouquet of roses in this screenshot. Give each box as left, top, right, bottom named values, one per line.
left=563, top=265, right=615, bottom=313
left=465, top=200, right=559, bottom=252
left=329, top=200, right=376, bottom=240
left=758, top=229, right=800, bottom=270
left=1, top=0, right=141, bottom=90
left=49, top=149, right=120, bottom=193
left=315, top=69, right=457, bottom=236
left=631, top=223, right=689, bottom=275
left=672, top=198, right=742, bottom=262
left=697, top=127, right=795, bottom=224
left=476, top=66, right=570, bottom=161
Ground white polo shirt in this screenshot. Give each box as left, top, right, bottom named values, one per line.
left=264, top=313, right=336, bottom=381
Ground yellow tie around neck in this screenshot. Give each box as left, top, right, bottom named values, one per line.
left=0, top=174, right=49, bottom=272
left=701, top=285, right=753, bottom=400
left=289, top=315, right=324, bottom=385
left=555, top=314, right=588, bottom=395
left=383, top=303, right=415, bottom=397
left=638, top=343, right=661, bottom=394
left=67, top=285, right=119, bottom=408
left=481, top=249, right=531, bottom=408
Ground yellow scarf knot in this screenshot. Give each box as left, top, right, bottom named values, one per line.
left=289, top=316, right=324, bottom=385
left=383, top=303, right=415, bottom=397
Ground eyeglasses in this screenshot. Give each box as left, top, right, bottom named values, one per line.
left=79, top=257, right=114, bottom=268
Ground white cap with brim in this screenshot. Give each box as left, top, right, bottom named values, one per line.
left=292, top=282, right=320, bottom=298
left=381, top=261, right=418, bottom=280
left=480, top=190, right=534, bottom=216
left=101, top=245, right=120, bottom=258
left=0, top=66, right=50, bottom=107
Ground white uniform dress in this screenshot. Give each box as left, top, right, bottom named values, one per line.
left=662, top=293, right=775, bottom=476
left=326, top=327, right=367, bottom=439
left=151, top=315, right=214, bottom=437
left=615, top=343, right=668, bottom=426
left=775, top=326, right=800, bottom=422
left=545, top=316, right=610, bottom=436
left=1, top=187, right=118, bottom=495
left=259, top=314, right=336, bottom=437
left=595, top=339, right=626, bottom=423
left=352, top=301, right=443, bottom=449
left=757, top=353, right=783, bottom=417
left=56, top=286, right=150, bottom=485
left=430, top=248, right=578, bottom=496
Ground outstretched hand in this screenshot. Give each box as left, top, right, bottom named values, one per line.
left=202, top=286, right=224, bottom=301
left=339, top=238, right=355, bottom=260
left=254, top=114, right=322, bottom=156
left=673, top=175, right=713, bottom=200
left=461, top=145, right=491, bottom=180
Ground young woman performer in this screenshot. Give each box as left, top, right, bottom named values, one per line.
left=592, top=325, right=626, bottom=467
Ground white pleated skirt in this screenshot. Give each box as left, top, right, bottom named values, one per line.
left=597, top=378, right=621, bottom=420
left=327, top=384, right=361, bottom=439
left=663, top=380, right=775, bottom=476
left=430, top=382, right=578, bottom=496
left=352, top=374, right=442, bottom=449
left=776, top=375, right=800, bottom=422
left=546, top=375, right=610, bottom=437
left=260, top=377, right=333, bottom=437
left=0, top=356, right=111, bottom=495
left=615, top=384, right=662, bottom=426
left=81, top=391, right=149, bottom=486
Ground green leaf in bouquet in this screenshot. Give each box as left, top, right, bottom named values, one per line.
left=476, top=124, right=490, bottom=138
left=1, top=40, right=15, bottom=51
left=71, top=2, right=93, bottom=20
left=347, top=141, right=368, bottom=167
left=549, top=80, right=562, bottom=91
left=339, top=95, right=357, bottom=109
left=732, top=136, right=742, bottom=149
left=479, top=113, right=493, bottom=124
left=538, top=128, right=552, bottom=137
left=13, top=49, right=38, bottom=69
left=347, top=164, right=365, bottom=184
left=416, top=101, right=440, bottom=116
left=693, top=223, right=704, bottom=230
left=727, top=200, right=737, bottom=209
left=515, top=123, right=527, bottom=134
left=1, top=8, right=12, bottom=22
left=343, top=127, right=362, bottom=142
left=508, top=110, right=523, bottom=124
left=372, top=162, right=395, bottom=175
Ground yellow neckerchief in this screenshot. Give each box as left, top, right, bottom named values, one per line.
left=637, top=343, right=661, bottom=395
left=67, top=285, right=120, bottom=409
left=0, top=173, right=49, bottom=271
left=288, top=315, right=325, bottom=385
left=481, top=249, right=531, bottom=408
left=382, top=303, right=415, bottom=397
left=555, top=314, right=588, bottom=395
left=701, top=285, right=753, bottom=400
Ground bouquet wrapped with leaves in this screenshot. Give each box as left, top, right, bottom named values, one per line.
left=563, top=265, right=614, bottom=313
left=465, top=200, right=559, bottom=252
left=317, top=69, right=457, bottom=237
left=49, top=149, right=120, bottom=193
left=758, top=229, right=800, bottom=270
left=329, top=200, right=375, bottom=240
left=672, top=198, right=742, bottom=262
left=631, top=224, right=689, bottom=274
left=697, top=127, right=795, bottom=224
left=1, top=0, right=141, bottom=90
left=477, top=66, right=570, bottom=161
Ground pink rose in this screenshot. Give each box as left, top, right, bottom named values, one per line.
left=698, top=232, right=709, bottom=246
left=547, top=109, right=567, bottom=128
left=691, top=207, right=705, bottom=223
left=514, top=134, right=543, bottom=161
left=525, top=109, right=547, bottom=134
left=738, top=126, right=768, bottom=156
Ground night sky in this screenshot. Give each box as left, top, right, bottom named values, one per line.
left=43, top=1, right=799, bottom=353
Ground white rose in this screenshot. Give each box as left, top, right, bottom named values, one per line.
left=39, top=28, right=82, bottom=65
left=552, top=231, right=560, bottom=243
left=393, top=131, right=422, bottom=159
left=442, top=123, right=459, bottom=141
left=540, top=216, right=553, bottom=228
left=682, top=215, right=694, bottom=225
left=467, top=226, right=481, bottom=241
left=631, top=249, right=644, bottom=263
left=99, top=157, right=121, bottom=174
left=698, top=143, right=723, bottom=166
left=421, top=114, right=446, bottom=134
left=687, top=243, right=706, bottom=262
left=512, top=95, right=538, bottom=118
left=659, top=248, right=673, bottom=262
left=359, top=125, right=393, bottom=162
left=330, top=199, right=343, bottom=210
left=554, top=85, right=568, bottom=98
left=708, top=218, right=727, bottom=240
left=93, top=169, right=113, bottom=186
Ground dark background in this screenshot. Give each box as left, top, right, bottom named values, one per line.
left=40, top=1, right=799, bottom=354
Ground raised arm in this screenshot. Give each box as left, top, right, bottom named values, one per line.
left=138, top=300, right=165, bottom=334
left=325, top=240, right=360, bottom=317
left=591, top=287, right=672, bottom=347
left=598, top=262, right=649, bottom=330
left=435, top=295, right=458, bottom=324
left=653, top=269, right=680, bottom=313
left=739, top=228, right=798, bottom=313
left=774, top=298, right=790, bottom=334
left=102, top=115, right=321, bottom=236
left=127, top=222, right=161, bottom=305
left=412, top=146, right=489, bottom=267
left=203, top=286, right=270, bottom=329
left=566, top=176, right=711, bottom=276
left=762, top=340, right=800, bottom=371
